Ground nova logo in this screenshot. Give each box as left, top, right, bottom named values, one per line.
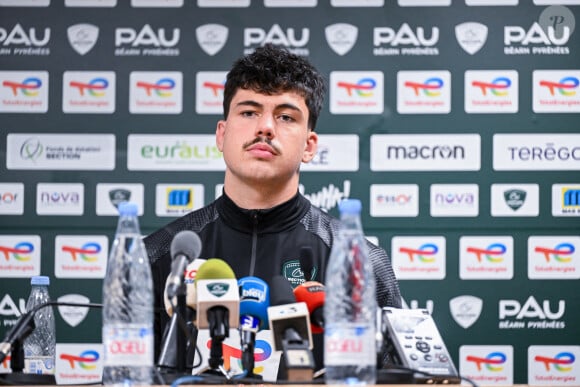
left=472, top=77, right=511, bottom=96
left=399, top=243, right=437, bottom=262
left=136, top=78, right=174, bottom=97
left=0, top=242, right=33, bottom=261
left=337, top=78, right=376, bottom=97
left=539, top=76, right=578, bottom=96
left=466, top=352, right=506, bottom=371
left=69, top=78, right=108, bottom=97
left=60, top=350, right=99, bottom=369
left=39, top=191, right=80, bottom=204
left=404, top=77, right=443, bottom=96
left=115, top=24, right=179, bottom=47
left=61, top=242, right=101, bottom=262
left=244, top=24, right=309, bottom=55
left=0, top=23, right=50, bottom=46
left=466, top=243, right=506, bottom=263
left=3, top=77, right=41, bottom=96
left=534, top=243, right=574, bottom=263
left=535, top=352, right=575, bottom=372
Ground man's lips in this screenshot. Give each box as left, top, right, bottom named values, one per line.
left=246, top=143, right=277, bottom=156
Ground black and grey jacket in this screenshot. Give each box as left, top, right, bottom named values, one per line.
left=144, top=191, right=402, bottom=360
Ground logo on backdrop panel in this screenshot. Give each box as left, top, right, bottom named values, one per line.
left=0, top=183, right=24, bottom=215
left=504, top=5, right=575, bottom=56
left=490, top=184, right=539, bottom=217
left=370, top=134, right=481, bottom=171
left=498, top=296, right=566, bottom=330
left=129, top=71, right=182, bottom=114
left=301, top=180, right=350, bottom=213
left=195, top=71, right=227, bottom=114
left=528, top=236, right=579, bottom=279
left=449, top=295, right=483, bottom=329
left=0, top=0, right=49, bottom=6
left=551, top=184, right=580, bottom=216
left=65, top=0, right=116, bottom=6
left=115, top=24, right=180, bottom=56
left=391, top=236, right=446, bottom=280
left=0, top=71, right=48, bottom=113
left=63, top=71, right=115, bottom=114
left=67, top=24, right=99, bottom=55
left=0, top=23, right=50, bottom=56
left=465, top=70, right=518, bottom=113
left=329, top=71, right=383, bottom=114
left=301, top=134, right=359, bottom=172
left=397, top=70, right=451, bottom=114
left=459, top=236, right=514, bottom=279
left=492, top=134, right=580, bottom=171
left=430, top=184, right=479, bottom=217
left=528, top=345, right=580, bottom=386
left=155, top=184, right=204, bottom=216
left=533, top=70, right=580, bottom=113
left=55, top=236, right=108, bottom=278
left=57, top=294, right=93, bottom=327
left=196, top=24, right=228, bottom=56
left=373, top=23, right=440, bottom=56
left=55, top=344, right=103, bottom=385
left=197, top=0, right=250, bottom=6
left=398, top=0, right=450, bottom=6
left=243, top=24, right=310, bottom=56
left=0, top=235, right=41, bottom=278
left=264, top=0, right=317, bottom=6
left=460, top=345, right=514, bottom=386
left=325, top=23, right=358, bottom=56
left=36, top=183, right=84, bottom=216
left=370, top=184, right=419, bottom=217
left=331, top=0, right=383, bottom=6
left=455, top=22, right=488, bottom=55
left=95, top=183, right=144, bottom=216
left=131, top=0, right=183, bottom=6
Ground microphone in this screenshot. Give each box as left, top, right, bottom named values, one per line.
left=267, top=276, right=314, bottom=382
left=166, top=230, right=202, bottom=300
left=238, top=276, right=269, bottom=378
left=195, top=258, right=239, bottom=375
left=293, top=281, right=325, bottom=334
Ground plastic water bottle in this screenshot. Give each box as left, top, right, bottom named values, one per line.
left=324, top=199, right=377, bottom=385
left=102, top=202, right=154, bottom=386
left=23, top=275, right=56, bottom=375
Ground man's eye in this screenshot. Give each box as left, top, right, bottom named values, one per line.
left=241, top=111, right=255, bottom=117
left=280, top=114, right=294, bottom=122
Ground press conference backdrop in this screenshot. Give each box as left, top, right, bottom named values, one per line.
left=0, top=0, right=579, bottom=385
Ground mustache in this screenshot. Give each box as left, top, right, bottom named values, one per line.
left=243, top=136, right=282, bottom=154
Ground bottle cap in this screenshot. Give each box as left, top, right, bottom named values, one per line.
left=118, top=201, right=138, bottom=216
left=31, top=275, right=50, bottom=286
left=338, top=198, right=362, bottom=215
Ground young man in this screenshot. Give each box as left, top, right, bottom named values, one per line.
left=145, top=44, right=401, bottom=372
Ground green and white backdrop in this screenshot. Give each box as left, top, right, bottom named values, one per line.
left=0, top=0, right=579, bottom=385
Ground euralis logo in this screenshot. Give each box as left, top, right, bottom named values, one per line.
left=140, top=142, right=222, bottom=160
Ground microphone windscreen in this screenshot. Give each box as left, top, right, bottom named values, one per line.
left=239, top=276, right=270, bottom=330
left=269, top=275, right=296, bottom=306
left=293, top=281, right=325, bottom=333
left=195, top=258, right=236, bottom=280
left=164, top=258, right=206, bottom=317
left=170, top=230, right=202, bottom=263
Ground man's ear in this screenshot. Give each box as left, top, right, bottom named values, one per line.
left=216, top=120, right=226, bottom=152
left=302, top=131, right=318, bottom=163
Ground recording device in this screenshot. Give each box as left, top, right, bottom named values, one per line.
left=165, top=230, right=202, bottom=300
left=238, top=276, right=270, bottom=378
left=381, top=307, right=460, bottom=384
left=267, top=276, right=314, bottom=382
left=195, top=258, right=239, bottom=374
left=293, top=281, right=325, bottom=334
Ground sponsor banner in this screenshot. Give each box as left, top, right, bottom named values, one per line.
left=459, top=236, right=514, bottom=279
left=243, top=24, right=311, bottom=56
left=455, top=22, right=488, bottom=55
left=528, top=345, right=580, bottom=386
left=498, top=296, right=566, bottom=330
left=301, top=134, right=359, bottom=172
left=460, top=345, right=514, bottom=386
left=465, top=70, right=518, bottom=113
left=0, top=183, right=24, bottom=215
left=533, top=70, right=580, bottom=113
left=36, top=183, right=84, bottom=216
left=0, top=71, right=48, bottom=113
left=55, top=344, right=103, bottom=385
left=430, top=184, right=479, bottom=217
left=155, top=184, right=205, bottom=216
left=398, top=0, right=450, bottom=5
left=0, top=235, right=41, bottom=278
left=127, top=134, right=225, bottom=171
left=449, top=295, right=483, bottom=329
left=528, top=236, right=580, bottom=279
left=370, top=184, right=419, bottom=217
left=95, top=183, right=144, bottom=216
left=391, top=236, right=446, bottom=280
left=467, top=0, right=517, bottom=4
left=6, top=133, right=115, bottom=170
left=373, top=23, right=440, bottom=57
left=329, top=71, right=383, bottom=114
left=62, top=71, right=115, bottom=113
left=534, top=0, right=580, bottom=3
left=57, top=294, right=93, bottom=327
left=195, top=71, right=227, bottom=114
left=493, top=134, right=580, bottom=171
left=397, top=71, right=450, bottom=114
left=491, top=184, right=539, bottom=217
left=115, top=25, right=180, bottom=57
left=129, top=71, right=182, bottom=114
left=54, top=235, right=108, bottom=278
left=370, top=134, right=481, bottom=171
left=552, top=184, right=580, bottom=216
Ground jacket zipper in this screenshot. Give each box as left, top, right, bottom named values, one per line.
left=249, top=211, right=259, bottom=276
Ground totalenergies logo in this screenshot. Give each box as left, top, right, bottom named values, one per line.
left=399, top=243, right=437, bottom=263
left=61, top=242, right=101, bottom=262
left=60, top=350, right=99, bottom=370
left=466, top=352, right=506, bottom=371
left=466, top=243, right=506, bottom=263
left=207, top=339, right=272, bottom=374
left=404, top=77, right=443, bottom=97
left=69, top=78, right=108, bottom=97
left=472, top=77, right=510, bottom=96
left=535, top=243, right=574, bottom=263
left=0, top=242, right=33, bottom=261
left=337, top=78, right=376, bottom=97
left=535, top=352, right=575, bottom=372
left=136, top=78, right=174, bottom=97
left=2, top=77, right=42, bottom=96
left=539, top=77, right=579, bottom=96
left=203, top=81, right=224, bottom=97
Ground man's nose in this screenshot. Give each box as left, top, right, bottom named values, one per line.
left=255, top=114, right=275, bottom=137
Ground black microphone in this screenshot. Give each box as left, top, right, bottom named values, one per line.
left=267, top=276, right=314, bottom=382
left=166, top=230, right=202, bottom=300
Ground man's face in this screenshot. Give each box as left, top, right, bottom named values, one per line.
left=216, top=88, right=317, bottom=186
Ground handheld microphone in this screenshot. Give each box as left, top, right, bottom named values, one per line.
left=238, top=276, right=269, bottom=377
left=293, top=281, right=325, bottom=334
left=267, top=276, right=314, bottom=382
left=195, top=258, right=239, bottom=373
left=166, top=230, right=202, bottom=300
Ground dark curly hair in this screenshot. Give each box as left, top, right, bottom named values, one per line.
left=223, top=44, right=326, bottom=131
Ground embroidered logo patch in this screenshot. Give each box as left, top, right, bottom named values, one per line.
left=281, top=259, right=317, bottom=288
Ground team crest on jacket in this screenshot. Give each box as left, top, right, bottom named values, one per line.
left=282, top=260, right=317, bottom=288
